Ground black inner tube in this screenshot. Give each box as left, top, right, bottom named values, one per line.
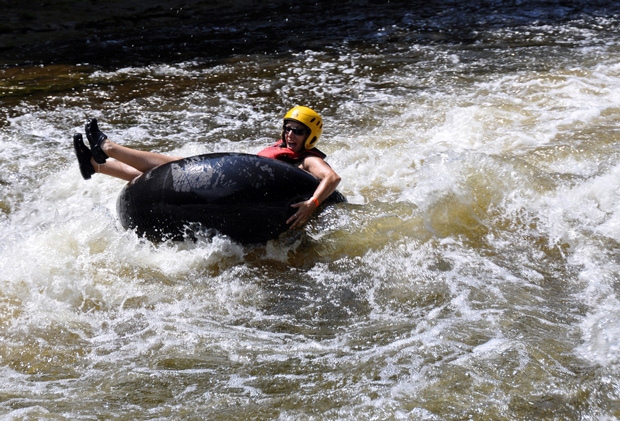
left=117, top=153, right=346, bottom=243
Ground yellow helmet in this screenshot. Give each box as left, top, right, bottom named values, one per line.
left=282, top=106, right=323, bottom=149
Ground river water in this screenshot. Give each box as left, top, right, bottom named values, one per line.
left=2, top=2, right=620, bottom=419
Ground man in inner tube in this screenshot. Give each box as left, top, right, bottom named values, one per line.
left=72, top=106, right=341, bottom=229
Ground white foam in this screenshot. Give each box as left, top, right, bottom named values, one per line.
left=579, top=299, right=620, bottom=368
left=2, top=16, right=620, bottom=417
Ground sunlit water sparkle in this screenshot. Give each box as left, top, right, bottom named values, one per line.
left=2, top=3, right=620, bottom=419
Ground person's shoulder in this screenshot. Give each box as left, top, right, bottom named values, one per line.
left=301, top=154, right=325, bottom=163
left=300, top=154, right=330, bottom=171
left=308, top=147, right=326, bottom=159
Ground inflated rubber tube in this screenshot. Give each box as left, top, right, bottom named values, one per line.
left=117, top=153, right=347, bottom=243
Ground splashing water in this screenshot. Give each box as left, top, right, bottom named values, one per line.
left=2, top=3, right=620, bottom=419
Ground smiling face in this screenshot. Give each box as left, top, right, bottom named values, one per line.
left=283, top=120, right=309, bottom=153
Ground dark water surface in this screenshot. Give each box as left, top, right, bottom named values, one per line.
left=2, top=1, right=620, bottom=419
left=2, top=0, right=617, bottom=67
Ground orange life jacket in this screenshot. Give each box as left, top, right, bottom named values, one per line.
left=257, top=140, right=326, bottom=164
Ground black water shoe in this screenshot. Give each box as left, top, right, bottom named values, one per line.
left=73, top=133, right=95, bottom=180
left=85, top=118, right=109, bottom=164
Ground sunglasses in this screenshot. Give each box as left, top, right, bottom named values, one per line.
left=283, top=125, right=308, bottom=136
